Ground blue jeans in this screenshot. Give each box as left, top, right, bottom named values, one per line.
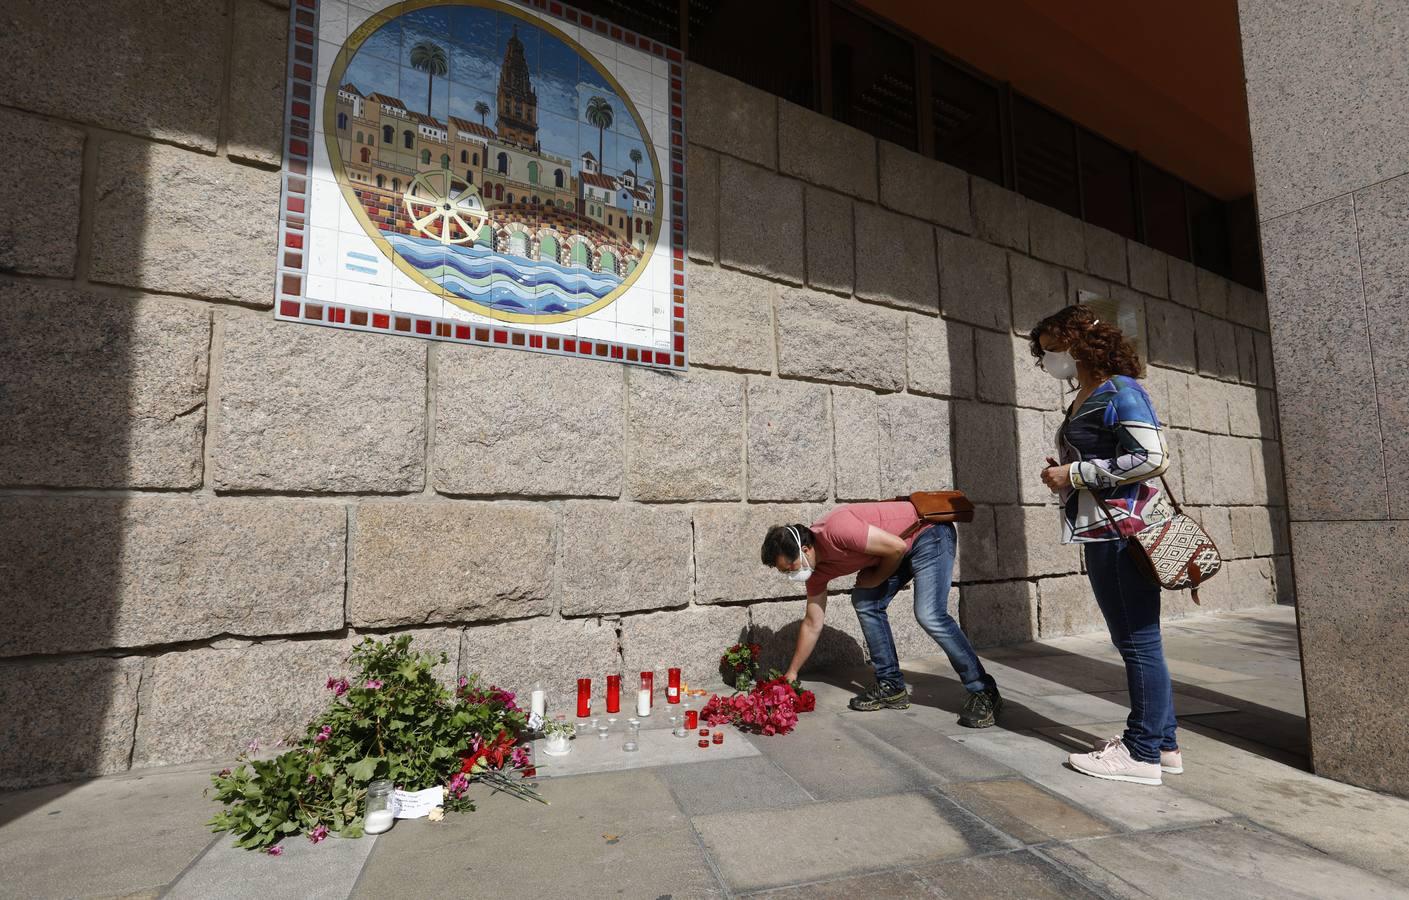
left=850, top=524, right=996, bottom=694
left=1085, top=539, right=1178, bottom=763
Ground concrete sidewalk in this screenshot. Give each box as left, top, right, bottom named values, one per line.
left=4, top=605, right=1409, bottom=899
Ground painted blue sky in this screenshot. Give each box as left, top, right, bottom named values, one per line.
left=342, top=5, right=655, bottom=179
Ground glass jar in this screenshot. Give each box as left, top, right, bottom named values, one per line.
left=364, top=779, right=394, bottom=835
left=622, top=720, right=641, bottom=752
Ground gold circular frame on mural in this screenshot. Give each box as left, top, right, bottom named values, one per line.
left=404, top=170, right=488, bottom=246
left=324, top=0, right=664, bottom=324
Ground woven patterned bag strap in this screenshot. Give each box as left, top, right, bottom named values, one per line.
left=1158, top=473, right=1185, bottom=516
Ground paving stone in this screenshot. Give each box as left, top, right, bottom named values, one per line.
left=939, top=778, right=1114, bottom=843
left=0, top=496, right=344, bottom=656
left=776, top=286, right=908, bottom=390
left=620, top=605, right=749, bottom=692
left=627, top=368, right=744, bottom=501
left=908, top=315, right=975, bottom=399
left=847, top=714, right=1016, bottom=782
left=1084, top=223, right=1128, bottom=283
left=750, top=600, right=869, bottom=675
left=91, top=140, right=280, bottom=305
left=1045, top=820, right=1407, bottom=900
left=559, top=500, right=693, bottom=615
left=459, top=616, right=619, bottom=709
left=353, top=770, right=722, bottom=898
left=855, top=204, right=940, bottom=313
left=972, top=177, right=1028, bottom=251
left=719, top=156, right=805, bottom=283
left=833, top=389, right=953, bottom=500
left=687, top=143, right=719, bottom=262
left=952, top=401, right=1020, bottom=504
left=747, top=377, right=831, bottom=501
left=953, top=729, right=1229, bottom=830
left=760, top=869, right=936, bottom=900
left=226, top=0, right=287, bottom=166
left=660, top=756, right=813, bottom=816
left=435, top=346, right=623, bottom=497
left=779, top=100, right=878, bottom=201
left=976, top=330, right=1061, bottom=410
left=0, top=0, right=226, bottom=150
left=917, top=849, right=1106, bottom=900
left=168, top=823, right=377, bottom=900
left=1009, top=252, right=1067, bottom=336
left=1028, top=204, right=1085, bottom=269
left=938, top=230, right=1010, bottom=330
left=0, top=108, right=83, bottom=276
left=960, top=581, right=1038, bottom=647
left=0, top=766, right=219, bottom=897
left=350, top=501, right=553, bottom=626
left=694, top=502, right=829, bottom=605
left=215, top=313, right=426, bottom=492
left=685, top=62, right=776, bottom=168
left=879, top=142, right=971, bottom=232
left=805, top=185, right=855, bottom=294
left=1127, top=240, right=1169, bottom=298
left=0, top=285, right=209, bottom=489
left=0, top=656, right=142, bottom=789
left=692, top=789, right=1009, bottom=892
left=1167, top=256, right=1199, bottom=308
left=686, top=261, right=775, bottom=373
left=531, top=722, right=760, bottom=778
left=1145, top=298, right=1198, bottom=372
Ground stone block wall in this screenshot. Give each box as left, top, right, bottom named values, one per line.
left=0, top=3, right=1289, bottom=789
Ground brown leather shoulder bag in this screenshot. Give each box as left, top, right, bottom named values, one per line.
left=894, top=490, right=975, bottom=538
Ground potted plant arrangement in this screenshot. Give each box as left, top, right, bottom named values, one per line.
left=541, top=717, right=575, bottom=756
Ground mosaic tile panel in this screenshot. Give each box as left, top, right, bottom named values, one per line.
left=275, top=0, right=687, bottom=368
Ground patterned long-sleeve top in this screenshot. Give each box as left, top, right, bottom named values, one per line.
left=1056, top=375, right=1174, bottom=543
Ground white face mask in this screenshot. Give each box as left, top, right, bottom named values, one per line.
left=784, top=526, right=812, bottom=582
left=1041, top=350, right=1077, bottom=380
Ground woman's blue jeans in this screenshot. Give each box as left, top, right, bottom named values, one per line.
left=1085, top=539, right=1178, bottom=762
left=849, top=523, right=995, bottom=694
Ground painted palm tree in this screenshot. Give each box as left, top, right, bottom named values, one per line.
left=629, top=148, right=642, bottom=176
left=410, top=41, right=449, bottom=116
left=474, top=100, right=490, bottom=125
left=585, top=96, right=614, bottom=170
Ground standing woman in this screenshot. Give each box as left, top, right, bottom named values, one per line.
left=1032, top=305, right=1180, bottom=786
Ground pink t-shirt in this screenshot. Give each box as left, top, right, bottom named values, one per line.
left=804, top=501, right=925, bottom=596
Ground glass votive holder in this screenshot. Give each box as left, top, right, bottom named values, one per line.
left=712, top=731, right=724, bottom=745
left=623, top=721, right=640, bottom=753
left=698, top=739, right=709, bottom=749
left=698, top=728, right=710, bottom=737
left=596, top=724, right=610, bottom=741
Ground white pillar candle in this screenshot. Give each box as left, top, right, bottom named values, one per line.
left=636, top=687, right=651, bottom=716
left=364, top=809, right=394, bottom=835
left=530, top=688, right=546, bottom=718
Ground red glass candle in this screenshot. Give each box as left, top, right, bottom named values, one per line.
left=698, top=739, right=709, bottom=748
left=666, top=667, right=681, bottom=704
left=684, top=709, right=698, bottom=730
left=712, top=731, right=724, bottom=745
left=576, top=677, right=591, bottom=718
left=698, top=728, right=710, bottom=737
left=605, top=674, right=621, bottom=714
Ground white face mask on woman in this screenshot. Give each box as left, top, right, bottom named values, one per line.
left=1041, top=350, right=1077, bottom=380
left=784, top=526, right=812, bottom=582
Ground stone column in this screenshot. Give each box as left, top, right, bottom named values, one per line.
left=1238, top=0, right=1409, bottom=796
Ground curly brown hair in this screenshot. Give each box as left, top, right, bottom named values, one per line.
left=1027, top=304, right=1143, bottom=381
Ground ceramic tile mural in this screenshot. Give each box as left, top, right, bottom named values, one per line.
left=275, top=0, right=688, bottom=368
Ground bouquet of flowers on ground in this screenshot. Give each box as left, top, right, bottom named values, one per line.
left=702, top=669, right=817, bottom=737
left=721, top=641, right=764, bottom=692
left=207, top=636, right=540, bottom=852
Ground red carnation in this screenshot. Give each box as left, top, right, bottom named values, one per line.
left=796, top=690, right=816, bottom=713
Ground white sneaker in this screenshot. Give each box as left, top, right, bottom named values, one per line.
left=1160, top=748, right=1184, bottom=774
left=1068, top=737, right=1163, bottom=786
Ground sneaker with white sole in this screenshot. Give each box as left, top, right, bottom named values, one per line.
left=1068, top=737, right=1162, bottom=786
left=1160, top=748, right=1184, bottom=774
